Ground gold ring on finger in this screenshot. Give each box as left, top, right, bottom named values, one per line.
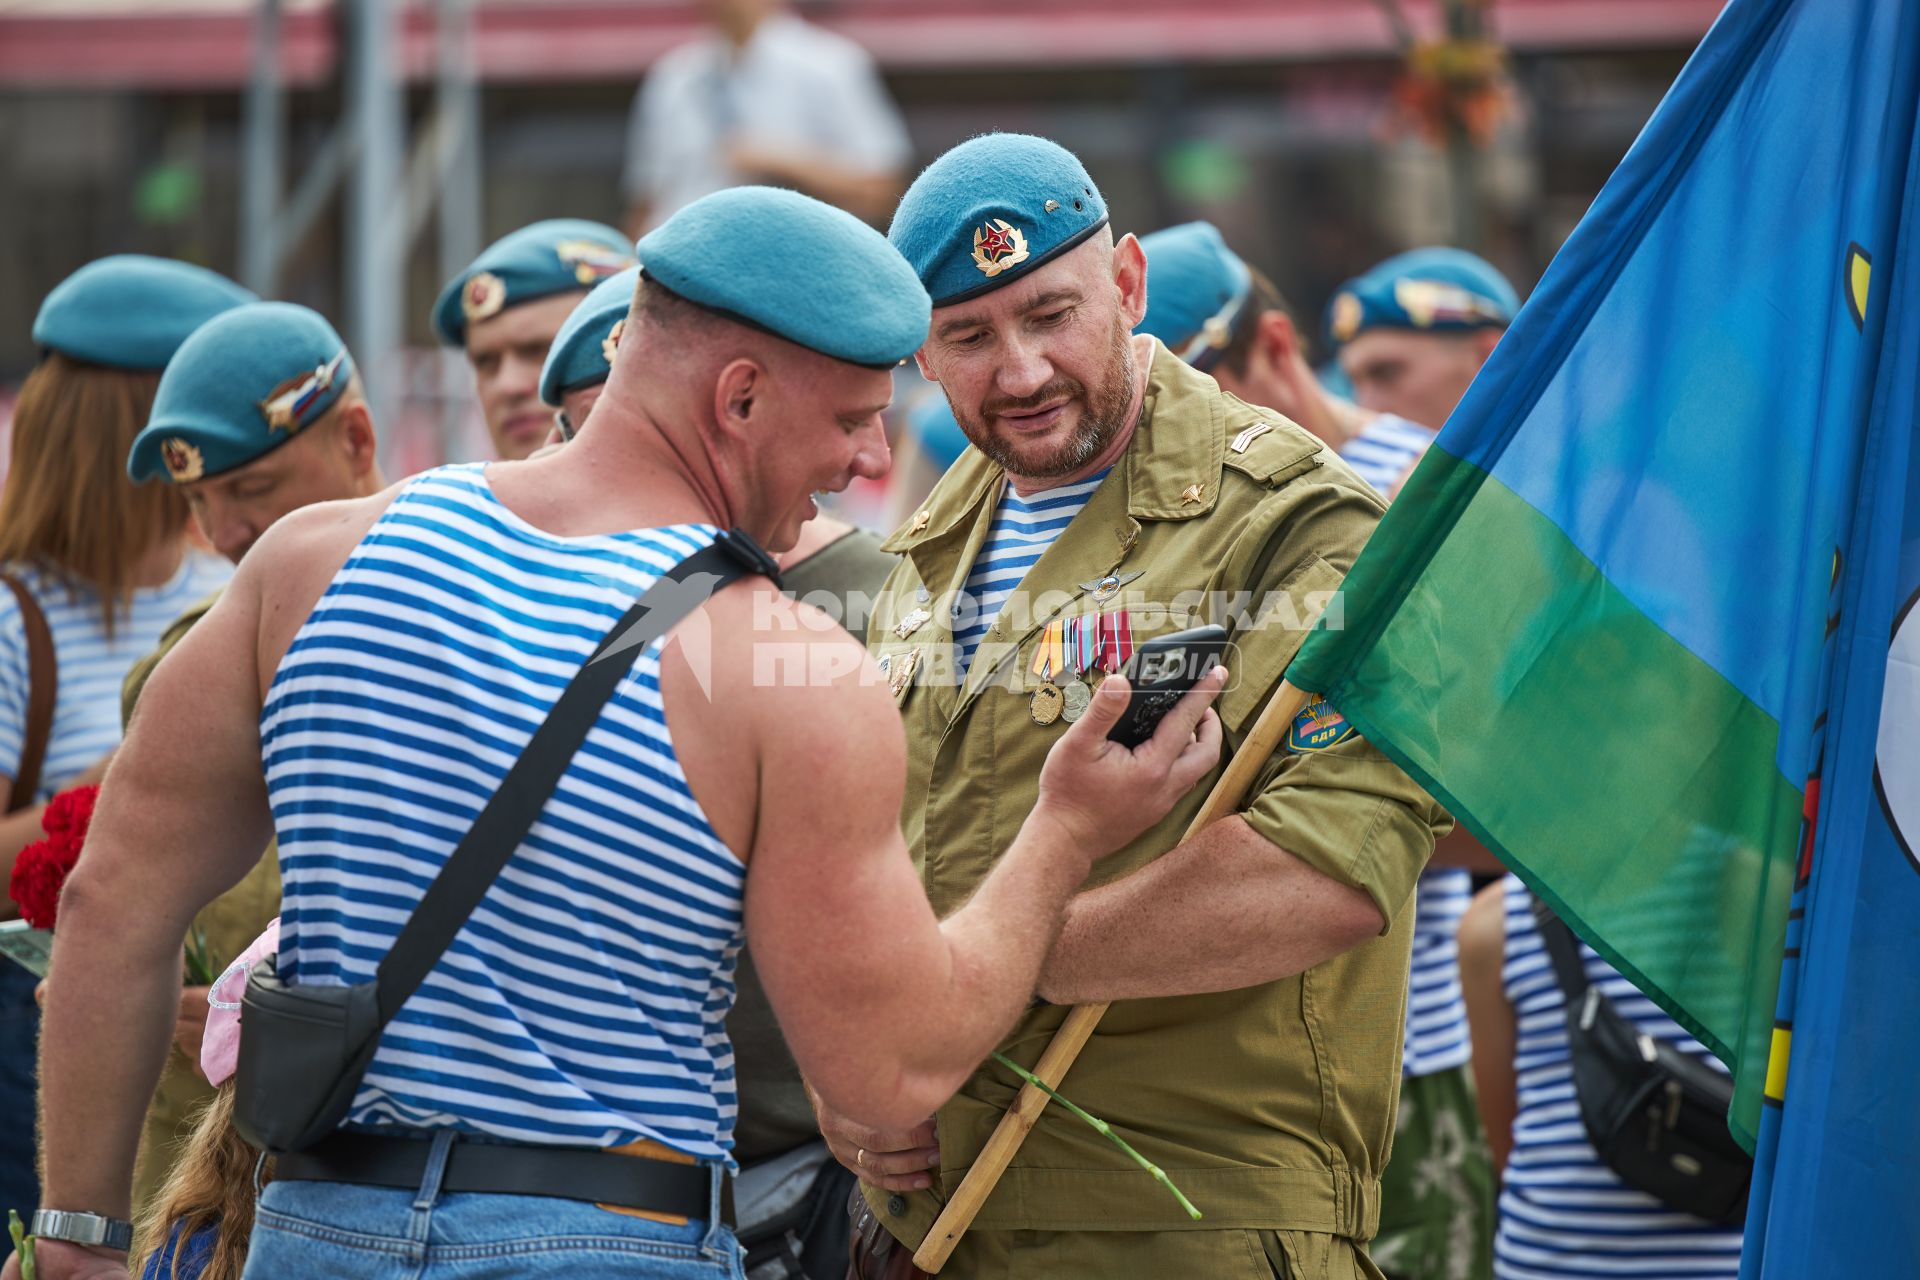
left=856, top=1147, right=867, bottom=1167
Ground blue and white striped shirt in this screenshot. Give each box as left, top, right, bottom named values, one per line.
left=0, top=554, right=232, bottom=799
left=1339, top=412, right=1435, bottom=494
left=1496, top=876, right=1743, bottom=1280
left=952, top=469, right=1110, bottom=671
left=1403, top=869, right=1474, bottom=1076
left=263, top=464, right=744, bottom=1160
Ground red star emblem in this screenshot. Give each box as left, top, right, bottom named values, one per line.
left=978, top=223, right=1015, bottom=260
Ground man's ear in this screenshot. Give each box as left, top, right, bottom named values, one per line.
left=336, top=402, right=379, bottom=479
left=1256, top=309, right=1303, bottom=371
left=1113, top=233, right=1148, bottom=329
left=913, top=347, right=939, bottom=382
left=713, top=357, right=763, bottom=440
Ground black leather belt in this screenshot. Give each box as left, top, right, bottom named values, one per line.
left=277, top=1131, right=732, bottom=1224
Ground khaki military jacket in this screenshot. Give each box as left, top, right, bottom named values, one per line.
left=864, top=344, right=1448, bottom=1243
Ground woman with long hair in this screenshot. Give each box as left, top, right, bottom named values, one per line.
left=0, top=255, right=251, bottom=1219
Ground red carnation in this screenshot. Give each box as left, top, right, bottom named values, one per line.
left=40, top=784, right=98, bottom=845
left=8, top=784, right=101, bottom=931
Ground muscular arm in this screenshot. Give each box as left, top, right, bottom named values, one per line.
left=1458, top=880, right=1516, bottom=1173
left=718, top=601, right=1222, bottom=1134
left=29, top=493, right=391, bottom=1255
left=35, top=572, right=274, bottom=1224
left=1036, top=814, right=1383, bottom=1003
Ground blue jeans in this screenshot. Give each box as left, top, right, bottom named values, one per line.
left=0, top=965, right=40, bottom=1219
left=242, top=1132, right=745, bottom=1279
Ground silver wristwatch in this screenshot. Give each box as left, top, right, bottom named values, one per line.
left=28, top=1209, right=133, bottom=1252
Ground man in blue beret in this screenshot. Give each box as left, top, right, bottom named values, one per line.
left=19, top=185, right=1220, bottom=1280
left=541, top=258, right=905, bottom=1279
left=119, top=300, right=389, bottom=1214
left=434, top=218, right=636, bottom=461
left=837, top=133, right=1448, bottom=1278
left=1142, top=225, right=1502, bottom=1280
left=1329, top=248, right=1517, bottom=441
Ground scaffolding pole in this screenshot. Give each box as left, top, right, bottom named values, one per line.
left=345, top=0, right=405, bottom=430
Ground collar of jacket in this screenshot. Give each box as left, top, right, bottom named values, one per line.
left=881, top=339, right=1244, bottom=558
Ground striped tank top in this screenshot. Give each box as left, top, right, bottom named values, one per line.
left=262, top=464, right=743, bottom=1161
left=1497, top=875, right=1743, bottom=1279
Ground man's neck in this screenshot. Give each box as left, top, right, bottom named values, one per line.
left=489, top=404, right=733, bottom=539
left=717, top=6, right=773, bottom=51
left=1004, top=334, right=1155, bottom=499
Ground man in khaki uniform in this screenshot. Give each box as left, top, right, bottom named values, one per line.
left=121, top=302, right=386, bottom=1209
left=816, top=134, right=1450, bottom=1276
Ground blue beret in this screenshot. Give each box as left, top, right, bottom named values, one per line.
left=637, top=186, right=929, bottom=367
left=1327, top=247, right=1518, bottom=349
left=1136, top=222, right=1253, bottom=372
left=33, top=255, right=255, bottom=371
left=889, top=134, right=1108, bottom=308
left=539, top=267, right=640, bottom=407
left=432, top=218, right=636, bottom=347
left=130, top=302, right=355, bottom=485
left=906, top=392, right=972, bottom=473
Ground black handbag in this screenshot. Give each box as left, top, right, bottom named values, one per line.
left=1532, top=898, right=1753, bottom=1225
left=233, top=530, right=778, bottom=1154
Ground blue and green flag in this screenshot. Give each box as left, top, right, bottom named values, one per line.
left=1287, top=0, right=1920, bottom=1174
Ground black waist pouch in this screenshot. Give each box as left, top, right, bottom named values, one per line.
left=231, top=532, right=775, bottom=1154
left=1535, top=899, right=1753, bottom=1224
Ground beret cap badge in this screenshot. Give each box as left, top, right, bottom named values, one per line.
left=161, top=438, right=206, bottom=484
left=1330, top=291, right=1364, bottom=344
left=259, top=350, right=347, bottom=432
left=971, top=220, right=1030, bottom=278
left=558, top=238, right=635, bottom=286
left=463, top=271, right=507, bottom=323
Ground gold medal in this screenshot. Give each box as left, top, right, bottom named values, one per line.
left=1030, top=682, right=1064, bottom=725
left=1060, top=678, right=1092, bottom=723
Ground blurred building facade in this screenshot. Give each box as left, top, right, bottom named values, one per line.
left=0, top=0, right=1722, bottom=478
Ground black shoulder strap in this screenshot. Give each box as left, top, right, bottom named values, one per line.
left=374, top=529, right=775, bottom=1023
left=1531, top=895, right=1592, bottom=1002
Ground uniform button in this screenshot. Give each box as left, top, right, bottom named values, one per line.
left=887, top=1194, right=908, bottom=1217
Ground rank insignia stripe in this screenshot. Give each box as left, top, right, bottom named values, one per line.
left=1230, top=422, right=1274, bottom=454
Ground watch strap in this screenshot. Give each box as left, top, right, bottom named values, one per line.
left=29, top=1209, right=133, bottom=1252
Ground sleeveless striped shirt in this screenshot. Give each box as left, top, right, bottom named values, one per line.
left=262, top=464, right=743, bottom=1160
left=1496, top=875, right=1743, bottom=1279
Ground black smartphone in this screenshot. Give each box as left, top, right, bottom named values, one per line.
left=1105, top=624, right=1228, bottom=748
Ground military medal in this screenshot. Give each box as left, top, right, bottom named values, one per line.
left=1060, top=678, right=1092, bottom=723
left=888, top=649, right=921, bottom=700
left=1029, top=621, right=1068, bottom=726
left=893, top=607, right=932, bottom=640
left=1079, top=571, right=1142, bottom=605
